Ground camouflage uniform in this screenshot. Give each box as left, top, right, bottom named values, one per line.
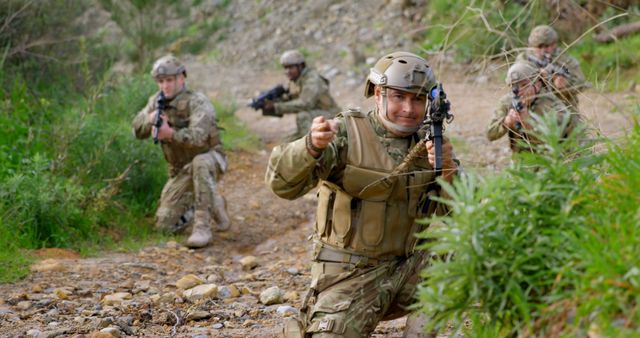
left=132, top=88, right=227, bottom=236
left=267, top=108, right=451, bottom=337
left=516, top=25, right=587, bottom=111
left=274, top=67, right=340, bottom=141
left=487, top=91, right=580, bottom=153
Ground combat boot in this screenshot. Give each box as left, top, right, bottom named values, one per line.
left=213, top=195, right=231, bottom=231
left=186, top=210, right=212, bottom=248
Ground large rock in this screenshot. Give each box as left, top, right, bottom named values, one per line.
left=183, top=284, right=218, bottom=302
left=259, top=286, right=283, bottom=305
left=175, top=274, right=204, bottom=290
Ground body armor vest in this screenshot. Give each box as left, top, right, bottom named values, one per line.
left=159, top=90, right=223, bottom=175
left=315, top=111, right=438, bottom=258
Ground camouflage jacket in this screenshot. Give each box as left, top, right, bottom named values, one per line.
left=132, top=88, right=223, bottom=177
left=487, top=91, right=580, bottom=153
left=274, top=67, right=339, bottom=116
left=516, top=49, right=586, bottom=109
left=266, top=108, right=450, bottom=200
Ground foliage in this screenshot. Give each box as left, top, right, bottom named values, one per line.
left=417, top=108, right=640, bottom=336
left=98, top=0, right=230, bottom=69
left=421, top=0, right=640, bottom=89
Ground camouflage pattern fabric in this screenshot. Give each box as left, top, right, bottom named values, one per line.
left=274, top=67, right=340, bottom=141
left=132, top=88, right=226, bottom=231
left=267, top=110, right=452, bottom=337
left=302, top=251, right=428, bottom=337
left=486, top=91, right=581, bottom=153
left=516, top=49, right=587, bottom=110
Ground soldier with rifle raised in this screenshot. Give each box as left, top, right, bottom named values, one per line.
left=266, top=51, right=458, bottom=337
left=132, top=55, right=230, bottom=248
left=516, top=25, right=587, bottom=111
left=487, top=62, right=581, bottom=154
left=253, top=49, right=340, bottom=141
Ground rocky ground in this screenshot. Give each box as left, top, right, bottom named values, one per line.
left=1, top=0, right=638, bottom=337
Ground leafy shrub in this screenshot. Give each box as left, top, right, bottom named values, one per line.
left=417, top=109, right=640, bottom=336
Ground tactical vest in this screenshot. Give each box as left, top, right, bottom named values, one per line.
left=159, top=90, right=223, bottom=174
left=315, top=111, right=438, bottom=258
left=288, top=70, right=339, bottom=113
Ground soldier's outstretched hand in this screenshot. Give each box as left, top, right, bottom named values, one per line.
left=308, top=116, right=337, bottom=156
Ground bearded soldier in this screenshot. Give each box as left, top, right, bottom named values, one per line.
left=132, top=55, right=230, bottom=248
left=516, top=25, right=587, bottom=111
left=262, top=49, right=340, bottom=141
left=266, top=52, right=459, bottom=337
left=487, top=62, right=581, bottom=154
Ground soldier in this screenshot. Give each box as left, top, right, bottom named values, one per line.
left=516, top=25, right=587, bottom=111
left=487, top=62, right=581, bottom=154
left=262, top=49, right=340, bottom=141
left=266, top=52, right=459, bottom=337
left=132, top=55, right=230, bottom=248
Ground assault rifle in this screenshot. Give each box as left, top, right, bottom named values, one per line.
left=511, top=85, right=523, bottom=131
left=527, top=54, right=570, bottom=81
left=152, top=92, right=167, bottom=144
left=390, top=83, right=453, bottom=177
left=248, top=84, right=287, bottom=115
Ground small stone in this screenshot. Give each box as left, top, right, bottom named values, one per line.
left=99, top=326, right=122, bottom=338
left=183, top=284, right=218, bottom=302
left=283, top=291, right=299, bottom=302
left=149, top=294, right=161, bottom=304
left=239, top=256, right=258, bottom=270
left=217, top=285, right=240, bottom=299
left=212, top=323, right=224, bottom=329
left=26, top=329, right=41, bottom=337
left=165, top=241, right=181, bottom=249
left=32, top=284, right=44, bottom=293
left=186, top=310, right=211, bottom=321
left=286, top=267, right=299, bottom=275
left=17, top=300, right=32, bottom=311
left=48, top=321, right=60, bottom=327
left=259, top=286, right=283, bottom=305
left=90, top=333, right=114, bottom=338
left=96, top=317, right=114, bottom=329
left=132, top=280, right=150, bottom=293
left=176, top=274, right=204, bottom=290
left=54, top=287, right=72, bottom=300
left=159, top=292, right=176, bottom=304
left=101, top=292, right=132, bottom=306
left=276, top=305, right=298, bottom=317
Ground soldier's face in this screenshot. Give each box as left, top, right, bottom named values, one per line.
left=535, top=42, right=557, bottom=59
left=515, top=79, right=541, bottom=105
left=284, top=64, right=302, bottom=81
left=156, top=74, right=185, bottom=99
left=376, top=87, right=427, bottom=128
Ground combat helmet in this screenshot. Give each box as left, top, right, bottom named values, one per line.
left=280, top=50, right=305, bottom=66
left=151, top=55, right=186, bottom=79
left=365, top=51, right=436, bottom=98
left=506, top=62, right=540, bottom=85
left=528, top=25, right=558, bottom=47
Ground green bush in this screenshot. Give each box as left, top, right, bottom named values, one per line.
left=417, top=109, right=640, bottom=336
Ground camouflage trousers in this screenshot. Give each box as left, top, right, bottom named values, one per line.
left=287, top=250, right=430, bottom=337
left=155, top=150, right=227, bottom=232
left=287, top=109, right=338, bottom=142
